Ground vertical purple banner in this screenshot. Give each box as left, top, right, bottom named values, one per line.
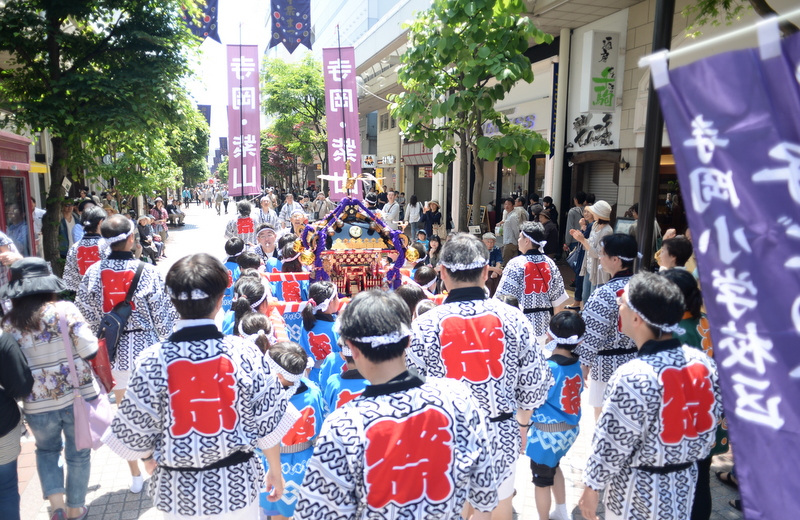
left=654, top=29, right=800, bottom=519
left=226, top=45, right=261, bottom=197
left=322, top=47, right=363, bottom=201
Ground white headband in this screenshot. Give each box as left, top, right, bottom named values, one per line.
left=625, top=291, right=685, bottom=335
left=521, top=230, right=546, bottom=251
left=419, top=278, right=437, bottom=291
left=266, top=354, right=304, bottom=384
left=617, top=252, right=644, bottom=262
left=237, top=320, right=275, bottom=344
left=249, top=278, right=271, bottom=310
left=283, top=252, right=301, bottom=262
left=105, top=220, right=135, bottom=244
left=341, top=343, right=353, bottom=356
left=542, top=328, right=584, bottom=352
left=307, top=291, right=336, bottom=314
left=439, top=258, right=488, bottom=271
left=350, top=324, right=412, bottom=348
left=166, top=287, right=210, bottom=300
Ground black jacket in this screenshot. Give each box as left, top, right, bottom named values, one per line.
left=0, top=333, right=33, bottom=437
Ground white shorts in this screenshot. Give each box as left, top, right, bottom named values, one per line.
left=111, top=369, right=131, bottom=391
left=587, top=377, right=608, bottom=408
left=497, top=460, right=518, bottom=500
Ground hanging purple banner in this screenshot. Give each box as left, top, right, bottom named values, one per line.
left=226, top=45, right=261, bottom=197
left=323, top=47, right=363, bottom=201
left=269, top=0, right=312, bottom=54
left=652, top=25, right=800, bottom=520
left=182, top=0, right=221, bottom=43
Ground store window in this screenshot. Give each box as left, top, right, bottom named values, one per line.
left=3, top=177, right=31, bottom=256
left=500, top=156, right=546, bottom=200
left=380, top=113, right=389, bottom=132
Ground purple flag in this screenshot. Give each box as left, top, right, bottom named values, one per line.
left=323, top=47, right=363, bottom=201
left=182, top=0, right=221, bottom=44
left=654, top=28, right=800, bottom=519
left=269, top=0, right=312, bottom=54
left=226, top=45, right=262, bottom=197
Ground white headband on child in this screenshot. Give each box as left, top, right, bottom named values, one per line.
left=249, top=278, right=271, bottom=310
left=283, top=252, right=301, bottom=262
left=166, top=287, right=210, bottom=300
left=542, top=328, right=584, bottom=352
left=307, top=292, right=336, bottom=314
left=419, top=278, right=437, bottom=291
left=521, top=229, right=547, bottom=251
left=624, top=291, right=685, bottom=335
left=266, top=354, right=304, bottom=384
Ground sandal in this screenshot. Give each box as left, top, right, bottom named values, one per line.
left=716, top=471, right=738, bottom=489
left=67, top=506, right=89, bottom=520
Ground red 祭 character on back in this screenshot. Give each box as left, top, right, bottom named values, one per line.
left=167, top=356, right=238, bottom=437
left=524, top=261, right=552, bottom=294
left=308, top=332, right=332, bottom=360
left=100, top=269, right=136, bottom=312
left=76, top=245, right=101, bottom=275
left=365, top=408, right=454, bottom=508
left=659, top=363, right=716, bottom=444
left=282, top=281, right=301, bottom=302
left=440, top=314, right=506, bottom=383
left=237, top=217, right=254, bottom=234
left=283, top=406, right=316, bottom=445
left=560, top=374, right=582, bottom=415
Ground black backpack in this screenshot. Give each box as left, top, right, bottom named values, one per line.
left=98, top=262, right=144, bottom=363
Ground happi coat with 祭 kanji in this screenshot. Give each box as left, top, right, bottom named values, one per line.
left=295, top=371, right=499, bottom=519
left=76, top=252, right=176, bottom=371
left=225, top=215, right=257, bottom=246
left=323, top=368, right=369, bottom=410
left=574, top=271, right=636, bottom=382
left=298, top=315, right=339, bottom=384
left=317, top=351, right=347, bottom=395
left=62, top=233, right=109, bottom=291
left=261, top=378, right=327, bottom=517
left=101, top=323, right=299, bottom=517
left=525, top=354, right=584, bottom=468
left=408, top=287, right=553, bottom=487
left=583, top=338, right=722, bottom=520
left=495, top=251, right=569, bottom=337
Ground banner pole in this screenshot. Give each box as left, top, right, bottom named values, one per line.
left=636, top=0, right=675, bottom=271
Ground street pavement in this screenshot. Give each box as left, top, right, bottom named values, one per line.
left=19, top=201, right=743, bottom=520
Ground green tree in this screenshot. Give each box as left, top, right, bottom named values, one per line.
left=260, top=130, right=295, bottom=189
left=683, top=0, right=798, bottom=37
left=217, top=156, right=229, bottom=184
left=167, top=103, right=211, bottom=188
left=261, top=54, right=327, bottom=181
left=0, top=0, right=200, bottom=271
left=390, top=0, right=552, bottom=231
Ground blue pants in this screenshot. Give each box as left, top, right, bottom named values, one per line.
left=25, top=407, right=91, bottom=508
left=0, top=458, right=20, bottom=520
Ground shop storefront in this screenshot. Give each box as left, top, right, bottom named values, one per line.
left=0, top=131, right=35, bottom=257
left=402, top=141, right=433, bottom=202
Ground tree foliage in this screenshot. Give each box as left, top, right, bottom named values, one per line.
left=260, top=130, right=295, bottom=189
left=261, top=54, right=327, bottom=176
left=682, top=0, right=798, bottom=37
left=0, top=0, right=201, bottom=270
left=390, top=0, right=552, bottom=231
left=217, top=156, right=229, bottom=184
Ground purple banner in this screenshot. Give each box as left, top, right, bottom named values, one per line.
left=323, top=47, right=363, bottom=201
left=654, top=29, right=800, bottom=519
left=226, top=45, right=261, bottom=197
left=269, top=0, right=312, bottom=53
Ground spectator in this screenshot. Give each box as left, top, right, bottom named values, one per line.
left=542, top=196, right=558, bottom=224
left=405, top=195, right=424, bottom=239
left=419, top=200, right=442, bottom=238
left=500, top=198, right=521, bottom=264
left=225, top=201, right=258, bottom=246
left=277, top=194, right=303, bottom=228
left=59, top=200, right=78, bottom=258
left=536, top=210, right=560, bottom=257
left=166, top=199, right=185, bottom=226
left=383, top=190, right=401, bottom=230
left=149, top=198, right=169, bottom=259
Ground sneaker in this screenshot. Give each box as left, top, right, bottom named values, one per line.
left=68, top=506, right=89, bottom=520
left=549, top=508, right=570, bottom=520
left=50, top=509, right=66, bottom=520
left=130, top=475, right=144, bottom=494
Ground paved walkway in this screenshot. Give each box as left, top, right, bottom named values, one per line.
left=19, top=201, right=743, bottom=520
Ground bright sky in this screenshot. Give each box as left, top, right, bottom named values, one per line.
left=184, top=0, right=274, bottom=164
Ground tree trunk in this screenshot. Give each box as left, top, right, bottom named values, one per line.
left=43, top=136, right=68, bottom=276
left=471, top=151, right=485, bottom=227
left=458, top=138, right=469, bottom=233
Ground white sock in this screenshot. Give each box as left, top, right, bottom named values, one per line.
left=130, top=474, right=144, bottom=494
left=554, top=503, right=569, bottom=520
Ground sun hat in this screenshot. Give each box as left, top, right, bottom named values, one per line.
left=482, top=232, right=497, bottom=240
left=538, top=211, right=551, bottom=220
left=0, top=257, right=66, bottom=299
left=428, top=200, right=440, bottom=208
left=587, top=200, right=612, bottom=220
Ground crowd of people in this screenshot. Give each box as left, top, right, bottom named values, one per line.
left=0, top=184, right=736, bottom=520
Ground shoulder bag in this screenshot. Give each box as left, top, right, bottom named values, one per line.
left=59, top=311, right=113, bottom=451
left=99, top=261, right=144, bottom=363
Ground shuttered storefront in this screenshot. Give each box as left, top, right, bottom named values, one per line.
left=587, top=161, right=617, bottom=205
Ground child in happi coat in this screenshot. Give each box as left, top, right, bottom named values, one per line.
left=259, top=342, right=326, bottom=520
left=222, top=237, right=244, bottom=312
left=323, top=341, right=369, bottom=410
left=274, top=242, right=309, bottom=301
left=298, top=281, right=340, bottom=384
left=317, top=350, right=347, bottom=395
left=525, top=311, right=586, bottom=520
left=222, top=270, right=270, bottom=335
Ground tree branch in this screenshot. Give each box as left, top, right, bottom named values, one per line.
left=749, top=0, right=799, bottom=36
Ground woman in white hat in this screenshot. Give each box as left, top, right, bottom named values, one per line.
left=569, top=200, right=613, bottom=300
